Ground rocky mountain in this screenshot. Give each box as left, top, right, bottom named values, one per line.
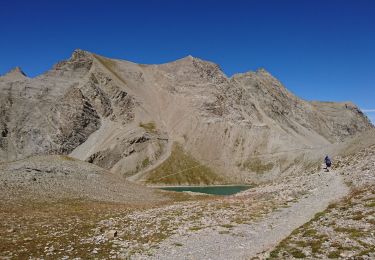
left=0, top=50, right=372, bottom=184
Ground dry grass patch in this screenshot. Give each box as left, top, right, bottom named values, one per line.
left=0, top=200, right=138, bottom=259
left=145, top=143, right=226, bottom=185
left=239, top=158, right=273, bottom=174
left=139, top=122, right=157, bottom=133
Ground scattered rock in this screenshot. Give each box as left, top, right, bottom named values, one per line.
left=105, top=230, right=118, bottom=239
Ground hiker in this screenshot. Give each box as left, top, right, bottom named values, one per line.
left=324, top=155, right=332, bottom=172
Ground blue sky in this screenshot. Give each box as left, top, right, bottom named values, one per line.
left=0, top=0, right=374, bottom=123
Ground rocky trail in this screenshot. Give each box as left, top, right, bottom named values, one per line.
left=141, top=171, right=349, bottom=259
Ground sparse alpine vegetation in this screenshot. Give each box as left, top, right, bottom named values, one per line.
left=269, top=187, right=375, bottom=259
left=144, top=143, right=226, bottom=185
left=239, top=158, right=274, bottom=174
left=139, top=121, right=158, bottom=133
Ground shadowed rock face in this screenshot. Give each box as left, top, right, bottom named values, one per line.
left=52, top=87, right=101, bottom=153
left=0, top=49, right=373, bottom=183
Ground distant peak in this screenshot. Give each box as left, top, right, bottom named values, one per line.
left=174, top=55, right=221, bottom=68
left=11, top=66, right=26, bottom=75
left=157, top=55, right=228, bottom=80
left=51, top=49, right=94, bottom=72
left=174, top=55, right=195, bottom=63
left=183, top=54, right=194, bottom=59
left=231, top=67, right=273, bottom=80
left=256, top=68, right=270, bottom=74
left=3, top=66, right=27, bottom=78
left=70, top=49, right=93, bottom=61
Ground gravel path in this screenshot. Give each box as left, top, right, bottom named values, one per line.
left=142, top=171, right=349, bottom=260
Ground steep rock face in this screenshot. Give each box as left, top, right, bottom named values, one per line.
left=0, top=50, right=372, bottom=183
left=0, top=50, right=101, bottom=161
left=51, top=87, right=100, bottom=154
left=79, top=70, right=135, bottom=124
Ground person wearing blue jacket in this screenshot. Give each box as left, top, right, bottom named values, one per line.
left=324, top=155, right=332, bottom=172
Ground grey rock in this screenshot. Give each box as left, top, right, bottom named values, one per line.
left=105, top=230, right=118, bottom=239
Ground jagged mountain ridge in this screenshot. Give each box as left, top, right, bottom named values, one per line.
left=0, top=50, right=372, bottom=184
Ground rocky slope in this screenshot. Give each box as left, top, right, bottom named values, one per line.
left=0, top=50, right=372, bottom=184
left=0, top=155, right=166, bottom=204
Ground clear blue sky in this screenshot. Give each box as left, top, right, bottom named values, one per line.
left=1, top=0, right=374, bottom=123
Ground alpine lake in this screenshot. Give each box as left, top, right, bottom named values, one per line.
left=159, top=185, right=251, bottom=195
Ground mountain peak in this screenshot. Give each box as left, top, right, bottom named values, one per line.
left=181, top=54, right=194, bottom=60
left=174, top=55, right=216, bottom=65
left=158, top=55, right=227, bottom=82
left=256, top=67, right=270, bottom=75
left=231, top=67, right=272, bottom=80
left=70, top=49, right=93, bottom=61
left=171, top=55, right=198, bottom=64
left=51, top=49, right=94, bottom=72
left=10, top=66, right=26, bottom=76
left=1, top=66, right=27, bottom=79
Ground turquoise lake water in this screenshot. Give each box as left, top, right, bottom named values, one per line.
left=159, top=185, right=251, bottom=195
